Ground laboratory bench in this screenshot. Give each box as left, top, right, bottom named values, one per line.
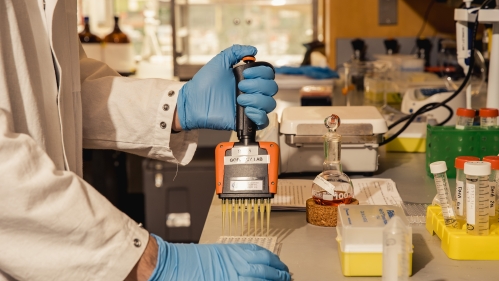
left=199, top=150, right=498, bottom=281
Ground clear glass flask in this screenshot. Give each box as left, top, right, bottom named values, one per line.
left=382, top=216, right=410, bottom=281
left=429, top=161, right=458, bottom=227
left=455, top=108, right=476, bottom=130
left=455, top=156, right=480, bottom=220
left=464, top=161, right=491, bottom=235
left=311, top=114, right=354, bottom=206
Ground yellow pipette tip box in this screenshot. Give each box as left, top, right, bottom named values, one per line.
left=426, top=205, right=499, bottom=260
left=336, top=205, right=413, bottom=276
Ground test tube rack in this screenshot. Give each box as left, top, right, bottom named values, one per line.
left=426, top=205, right=499, bottom=260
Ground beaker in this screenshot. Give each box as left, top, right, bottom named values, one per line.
left=342, top=61, right=374, bottom=107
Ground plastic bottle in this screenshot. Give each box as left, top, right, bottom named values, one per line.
left=455, top=156, right=480, bottom=220
left=455, top=108, right=476, bottom=129
left=464, top=161, right=491, bottom=235
left=479, top=108, right=498, bottom=128
left=483, top=156, right=499, bottom=217
left=429, top=161, right=457, bottom=227
left=382, top=216, right=410, bottom=281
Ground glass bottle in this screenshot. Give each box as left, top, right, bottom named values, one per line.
left=311, top=114, right=354, bottom=206
left=78, top=17, right=103, bottom=61
left=103, top=16, right=136, bottom=76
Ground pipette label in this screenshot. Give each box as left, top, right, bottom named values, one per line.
left=230, top=180, right=263, bottom=191
left=456, top=181, right=465, bottom=216
left=224, top=155, right=270, bottom=165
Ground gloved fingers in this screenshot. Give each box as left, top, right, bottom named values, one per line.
left=238, top=79, right=278, bottom=97
left=244, top=107, right=270, bottom=129
left=218, top=44, right=258, bottom=69
left=237, top=94, right=276, bottom=113
left=239, top=264, right=291, bottom=281
left=242, top=66, right=275, bottom=80
left=242, top=248, right=289, bottom=272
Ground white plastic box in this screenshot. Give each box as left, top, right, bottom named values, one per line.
left=336, top=205, right=413, bottom=276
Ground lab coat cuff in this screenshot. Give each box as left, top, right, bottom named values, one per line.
left=150, top=82, right=198, bottom=166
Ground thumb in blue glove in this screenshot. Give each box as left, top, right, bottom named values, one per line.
left=177, top=45, right=278, bottom=131
left=148, top=234, right=291, bottom=281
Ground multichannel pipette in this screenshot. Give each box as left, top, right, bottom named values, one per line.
left=430, top=161, right=458, bottom=228
left=215, top=56, right=279, bottom=237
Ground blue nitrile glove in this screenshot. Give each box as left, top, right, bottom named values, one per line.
left=148, top=234, right=291, bottom=281
left=177, top=45, right=278, bottom=131
left=275, top=66, right=339, bottom=79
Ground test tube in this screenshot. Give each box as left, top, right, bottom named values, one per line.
left=455, top=108, right=476, bottom=129
left=382, top=216, right=410, bottom=281
left=464, top=161, right=491, bottom=235
left=483, top=156, right=499, bottom=218
left=455, top=156, right=480, bottom=220
left=479, top=108, right=498, bottom=128
left=429, top=161, right=458, bottom=227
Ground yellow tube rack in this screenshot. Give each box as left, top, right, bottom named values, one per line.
left=426, top=205, right=499, bottom=260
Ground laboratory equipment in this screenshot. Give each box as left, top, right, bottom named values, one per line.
left=401, top=88, right=465, bottom=126
left=429, top=161, right=458, bottom=227
left=455, top=108, right=476, bottom=129
left=479, top=108, right=498, bottom=128
left=456, top=1, right=499, bottom=109
left=216, top=236, right=279, bottom=255
left=78, top=17, right=102, bottom=61
left=299, top=85, right=333, bottom=106
left=103, top=16, right=136, bottom=76
left=215, top=56, right=279, bottom=237
left=455, top=0, right=475, bottom=108
left=342, top=61, right=374, bottom=106
left=464, top=161, right=491, bottom=236
left=336, top=205, right=413, bottom=277
left=455, top=156, right=480, bottom=220
left=482, top=156, right=499, bottom=217
left=382, top=215, right=410, bottom=281
left=279, top=106, right=387, bottom=174
left=310, top=114, right=354, bottom=206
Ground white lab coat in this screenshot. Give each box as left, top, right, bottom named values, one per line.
left=0, top=0, right=198, bottom=280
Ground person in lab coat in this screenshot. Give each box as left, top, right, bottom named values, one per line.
left=0, top=1, right=290, bottom=281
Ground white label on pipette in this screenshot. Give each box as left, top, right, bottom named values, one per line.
left=456, top=180, right=465, bottom=216
left=230, top=180, right=263, bottom=191
left=224, top=155, right=270, bottom=165
left=467, top=183, right=476, bottom=225
left=490, top=182, right=496, bottom=216
left=313, top=175, right=336, bottom=196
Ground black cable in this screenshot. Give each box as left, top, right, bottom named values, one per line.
left=380, top=0, right=492, bottom=146
left=411, top=0, right=436, bottom=54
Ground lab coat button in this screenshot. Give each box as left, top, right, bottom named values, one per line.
left=133, top=238, right=141, bottom=247
left=163, top=104, right=170, bottom=111
left=160, top=122, right=167, bottom=129
left=168, top=90, right=175, bottom=97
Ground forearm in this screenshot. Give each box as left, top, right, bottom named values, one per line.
left=126, top=235, right=159, bottom=281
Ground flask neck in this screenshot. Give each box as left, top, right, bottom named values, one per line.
left=323, top=131, right=342, bottom=172
left=83, top=17, right=90, bottom=33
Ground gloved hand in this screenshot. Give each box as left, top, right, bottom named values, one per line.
left=148, top=234, right=291, bottom=281
left=177, top=45, right=278, bottom=131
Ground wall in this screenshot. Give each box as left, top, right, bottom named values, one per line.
left=325, top=0, right=455, bottom=67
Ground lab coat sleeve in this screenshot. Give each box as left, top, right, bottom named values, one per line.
left=79, top=45, right=198, bottom=165
left=0, top=109, right=150, bottom=281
